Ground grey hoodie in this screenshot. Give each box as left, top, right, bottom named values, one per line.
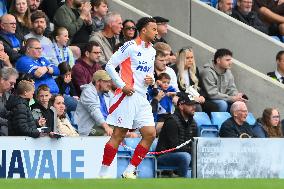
left=200, top=62, right=238, bottom=102
left=74, top=83, right=105, bottom=136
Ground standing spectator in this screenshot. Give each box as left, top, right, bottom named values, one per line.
left=72, top=41, right=102, bottom=95
left=51, top=27, right=75, bottom=67
left=231, top=0, right=268, bottom=34
left=119, top=19, right=137, bottom=44
left=56, top=62, right=78, bottom=112
left=156, top=93, right=198, bottom=178
left=0, top=67, right=18, bottom=136
left=53, top=0, right=92, bottom=48
left=217, top=0, right=234, bottom=15
left=173, top=47, right=205, bottom=112
left=267, top=50, right=284, bottom=83
left=15, top=38, right=60, bottom=94
left=219, top=101, right=255, bottom=137
left=25, top=10, right=56, bottom=63
left=253, top=108, right=283, bottom=138
left=0, top=41, right=12, bottom=68
left=153, top=16, right=169, bottom=44
left=6, top=80, right=44, bottom=137
left=74, top=70, right=113, bottom=136
left=9, top=0, right=32, bottom=37
left=49, top=94, right=79, bottom=136
left=91, top=0, right=108, bottom=32
left=200, top=48, right=247, bottom=112
left=0, top=14, right=24, bottom=65
left=31, top=84, right=55, bottom=133
left=89, top=12, right=122, bottom=63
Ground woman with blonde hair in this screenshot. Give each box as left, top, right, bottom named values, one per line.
left=253, top=108, right=283, bottom=138
left=9, top=0, right=31, bottom=37
left=173, top=47, right=205, bottom=111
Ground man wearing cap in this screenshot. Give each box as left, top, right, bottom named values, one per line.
left=153, top=16, right=169, bottom=44
left=155, top=93, right=198, bottom=178
left=74, top=70, right=113, bottom=136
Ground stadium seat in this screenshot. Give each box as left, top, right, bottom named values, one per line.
left=117, top=143, right=131, bottom=178
left=246, top=112, right=256, bottom=125
left=194, top=112, right=218, bottom=137
left=211, top=112, right=231, bottom=130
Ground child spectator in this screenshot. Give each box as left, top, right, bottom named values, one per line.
left=6, top=80, right=45, bottom=137
left=31, top=84, right=55, bottom=133
left=91, top=0, right=108, bottom=32
left=51, top=27, right=75, bottom=67
left=55, top=62, right=78, bottom=112
left=148, top=72, right=176, bottom=134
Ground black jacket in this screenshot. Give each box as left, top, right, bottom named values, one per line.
left=6, top=95, right=40, bottom=138
left=231, top=9, right=268, bottom=34
left=0, top=31, right=24, bottom=65
left=31, top=102, right=55, bottom=133
left=156, top=109, right=197, bottom=155
left=55, top=76, right=77, bottom=97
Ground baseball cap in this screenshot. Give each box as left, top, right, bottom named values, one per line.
left=153, top=16, right=169, bottom=23
left=93, top=70, right=111, bottom=82
left=177, top=93, right=198, bottom=106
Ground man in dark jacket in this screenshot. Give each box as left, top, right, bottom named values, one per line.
left=231, top=0, right=268, bottom=34
left=155, top=93, right=198, bottom=178
left=219, top=101, right=255, bottom=137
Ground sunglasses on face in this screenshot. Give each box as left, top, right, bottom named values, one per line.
left=124, top=26, right=136, bottom=31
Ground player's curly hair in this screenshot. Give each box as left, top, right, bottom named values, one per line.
left=136, top=17, right=156, bottom=32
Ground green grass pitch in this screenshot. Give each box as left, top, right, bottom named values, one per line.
left=0, top=179, right=283, bottom=189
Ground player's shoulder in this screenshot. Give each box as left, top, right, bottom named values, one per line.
left=120, top=40, right=136, bottom=53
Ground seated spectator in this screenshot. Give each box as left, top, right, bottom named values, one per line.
left=0, top=67, right=18, bottom=136
left=53, top=0, right=92, bottom=49
left=74, top=70, right=113, bottom=136
left=0, top=41, right=12, bottom=68
left=51, top=27, right=75, bottom=67
left=89, top=12, right=122, bottom=63
left=31, top=84, right=54, bottom=133
left=217, top=0, right=234, bottom=15
left=148, top=73, right=176, bottom=134
left=173, top=47, right=206, bottom=112
left=253, top=108, right=283, bottom=137
left=219, top=101, right=255, bottom=137
left=15, top=38, right=60, bottom=94
left=119, top=19, right=137, bottom=44
left=0, top=14, right=24, bottom=65
left=56, top=62, right=78, bottom=112
left=155, top=93, right=198, bottom=178
left=49, top=94, right=79, bottom=136
left=200, top=48, right=247, bottom=112
left=253, top=0, right=284, bottom=35
left=267, top=50, right=284, bottom=83
left=27, top=0, right=41, bottom=13
left=231, top=0, right=268, bottom=34
left=91, top=0, right=108, bottom=32
left=9, top=0, right=32, bottom=37
left=154, top=42, right=176, bottom=67
left=25, top=10, right=55, bottom=63
left=154, top=45, right=179, bottom=92
left=6, top=80, right=45, bottom=137
left=72, top=41, right=102, bottom=95
left=153, top=16, right=169, bottom=44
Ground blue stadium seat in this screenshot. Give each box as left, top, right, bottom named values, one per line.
left=211, top=112, right=231, bottom=130
left=117, top=143, right=131, bottom=178
left=194, top=112, right=218, bottom=137
left=246, top=112, right=256, bottom=125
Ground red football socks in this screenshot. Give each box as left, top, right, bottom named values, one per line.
left=102, top=143, right=118, bottom=166
left=130, top=144, right=149, bottom=167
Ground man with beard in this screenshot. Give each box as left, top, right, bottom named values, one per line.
left=53, top=0, right=92, bottom=49
left=217, top=0, right=234, bottom=15
left=25, top=10, right=56, bottom=64
left=27, top=0, right=41, bottom=13
left=155, top=93, right=198, bottom=178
